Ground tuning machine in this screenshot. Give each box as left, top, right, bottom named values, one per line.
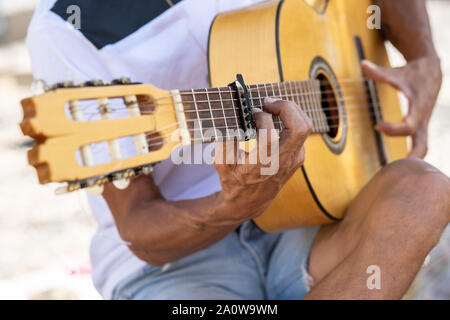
left=54, top=164, right=155, bottom=195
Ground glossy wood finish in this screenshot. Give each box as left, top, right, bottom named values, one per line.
left=208, top=0, right=408, bottom=232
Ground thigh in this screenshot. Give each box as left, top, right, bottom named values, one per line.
left=112, top=231, right=265, bottom=300
left=308, top=158, right=446, bottom=283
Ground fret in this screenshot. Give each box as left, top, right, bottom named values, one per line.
left=287, top=82, right=292, bottom=101
left=276, top=82, right=282, bottom=99
left=293, top=81, right=302, bottom=114
left=247, top=85, right=257, bottom=109
left=217, top=87, right=230, bottom=138
left=314, top=80, right=329, bottom=132
left=263, top=83, right=269, bottom=111
left=311, top=80, right=322, bottom=132
left=297, top=81, right=308, bottom=125
left=288, top=81, right=294, bottom=103
left=303, top=81, right=314, bottom=131
left=204, top=88, right=217, bottom=138
left=170, top=90, right=191, bottom=145
left=303, top=81, right=317, bottom=131
left=275, top=83, right=283, bottom=130
left=289, top=81, right=298, bottom=116
left=281, top=82, right=287, bottom=100
left=228, top=86, right=242, bottom=140
left=268, top=83, right=275, bottom=98
left=211, top=87, right=229, bottom=141
left=177, top=78, right=329, bottom=145
left=191, top=89, right=204, bottom=141
left=310, top=80, right=323, bottom=132
left=256, top=84, right=264, bottom=109
left=308, top=81, right=319, bottom=132
left=265, top=83, right=279, bottom=131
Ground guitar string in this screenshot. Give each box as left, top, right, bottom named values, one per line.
left=119, top=84, right=381, bottom=112
left=79, top=88, right=381, bottom=120
left=111, top=80, right=381, bottom=106
left=71, top=78, right=378, bottom=111
left=85, top=119, right=379, bottom=159
left=74, top=81, right=380, bottom=116
left=70, top=85, right=386, bottom=147
left=61, top=78, right=391, bottom=157
left=78, top=102, right=377, bottom=129
left=78, top=85, right=372, bottom=113
left=80, top=96, right=376, bottom=118
left=84, top=112, right=381, bottom=158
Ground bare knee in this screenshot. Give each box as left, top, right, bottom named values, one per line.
left=375, top=158, right=450, bottom=243
left=381, top=158, right=445, bottom=178
left=380, top=159, right=448, bottom=192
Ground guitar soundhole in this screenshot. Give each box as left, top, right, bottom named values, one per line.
left=317, top=74, right=339, bottom=138
left=310, top=56, right=347, bottom=155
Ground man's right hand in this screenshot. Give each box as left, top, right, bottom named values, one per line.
left=212, top=97, right=313, bottom=226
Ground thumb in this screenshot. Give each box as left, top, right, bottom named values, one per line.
left=361, top=60, right=410, bottom=98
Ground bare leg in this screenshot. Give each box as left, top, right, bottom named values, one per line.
left=305, top=159, right=450, bottom=299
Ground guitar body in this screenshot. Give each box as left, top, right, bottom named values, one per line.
left=208, top=0, right=408, bottom=232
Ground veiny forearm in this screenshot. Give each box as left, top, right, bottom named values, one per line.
left=124, top=194, right=243, bottom=265
left=103, top=176, right=246, bottom=266
left=374, top=0, right=438, bottom=61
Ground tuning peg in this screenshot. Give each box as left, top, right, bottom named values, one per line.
left=112, top=77, right=132, bottom=85
left=87, top=185, right=104, bottom=195
left=49, top=81, right=77, bottom=91
left=30, top=80, right=49, bottom=96
left=142, top=165, right=154, bottom=175
left=55, top=181, right=82, bottom=194
left=55, top=184, right=69, bottom=195
left=113, top=179, right=130, bottom=190
left=82, top=79, right=104, bottom=87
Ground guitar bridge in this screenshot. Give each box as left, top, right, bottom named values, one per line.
left=228, top=74, right=257, bottom=141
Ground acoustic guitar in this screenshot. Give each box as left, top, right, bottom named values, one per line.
left=20, top=0, right=408, bottom=232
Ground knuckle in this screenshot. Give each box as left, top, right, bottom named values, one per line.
left=295, top=122, right=310, bottom=136
left=306, top=118, right=314, bottom=133
left=287, top=100, right=298, bottom=108
left=405, top=118, right=419, bottom=134
left=406, top=127, right=415, bottom=135
left=284, top=101, right=297, bottom=113
left=298, top=152, right=305, bottom=166
left=262, top=112, right=273, bottom=121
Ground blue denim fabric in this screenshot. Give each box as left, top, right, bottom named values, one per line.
left=112, top=221, right=320, bottom=300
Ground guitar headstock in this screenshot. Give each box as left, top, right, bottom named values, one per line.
left=20, top=78, right=182, bottom=194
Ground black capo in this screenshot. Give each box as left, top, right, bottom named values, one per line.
left=228, top=74, right=257, bottom=141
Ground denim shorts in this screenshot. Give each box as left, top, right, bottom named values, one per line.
left=112, top=221, right=321, bottom=300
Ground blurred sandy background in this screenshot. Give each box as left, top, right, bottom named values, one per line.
left=0, top=0, right=448, bottom=299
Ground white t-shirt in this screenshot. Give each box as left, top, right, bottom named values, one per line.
left=27, top=0, right=265, bottom=299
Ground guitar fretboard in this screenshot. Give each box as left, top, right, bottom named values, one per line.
left=180, top=80, right=329, bottom=143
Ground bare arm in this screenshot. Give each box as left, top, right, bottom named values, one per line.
left=103, top=99, right=312, bottom=266
left=362, top=0, right=442, bottom=158
left=374, top=0, right=438, bottom=61
left=103, top=177, right=240, bottom=266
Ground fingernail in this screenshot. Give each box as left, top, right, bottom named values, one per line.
left=374, top=123, right=383, bottom=131
left=361, top=60, right=376, bottom=68
left=264, top=97, right=278, bottom=104
left=252, top=107, right=262, bottom=114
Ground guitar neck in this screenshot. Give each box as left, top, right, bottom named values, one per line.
left=177, top=79, right=330, bottom=144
